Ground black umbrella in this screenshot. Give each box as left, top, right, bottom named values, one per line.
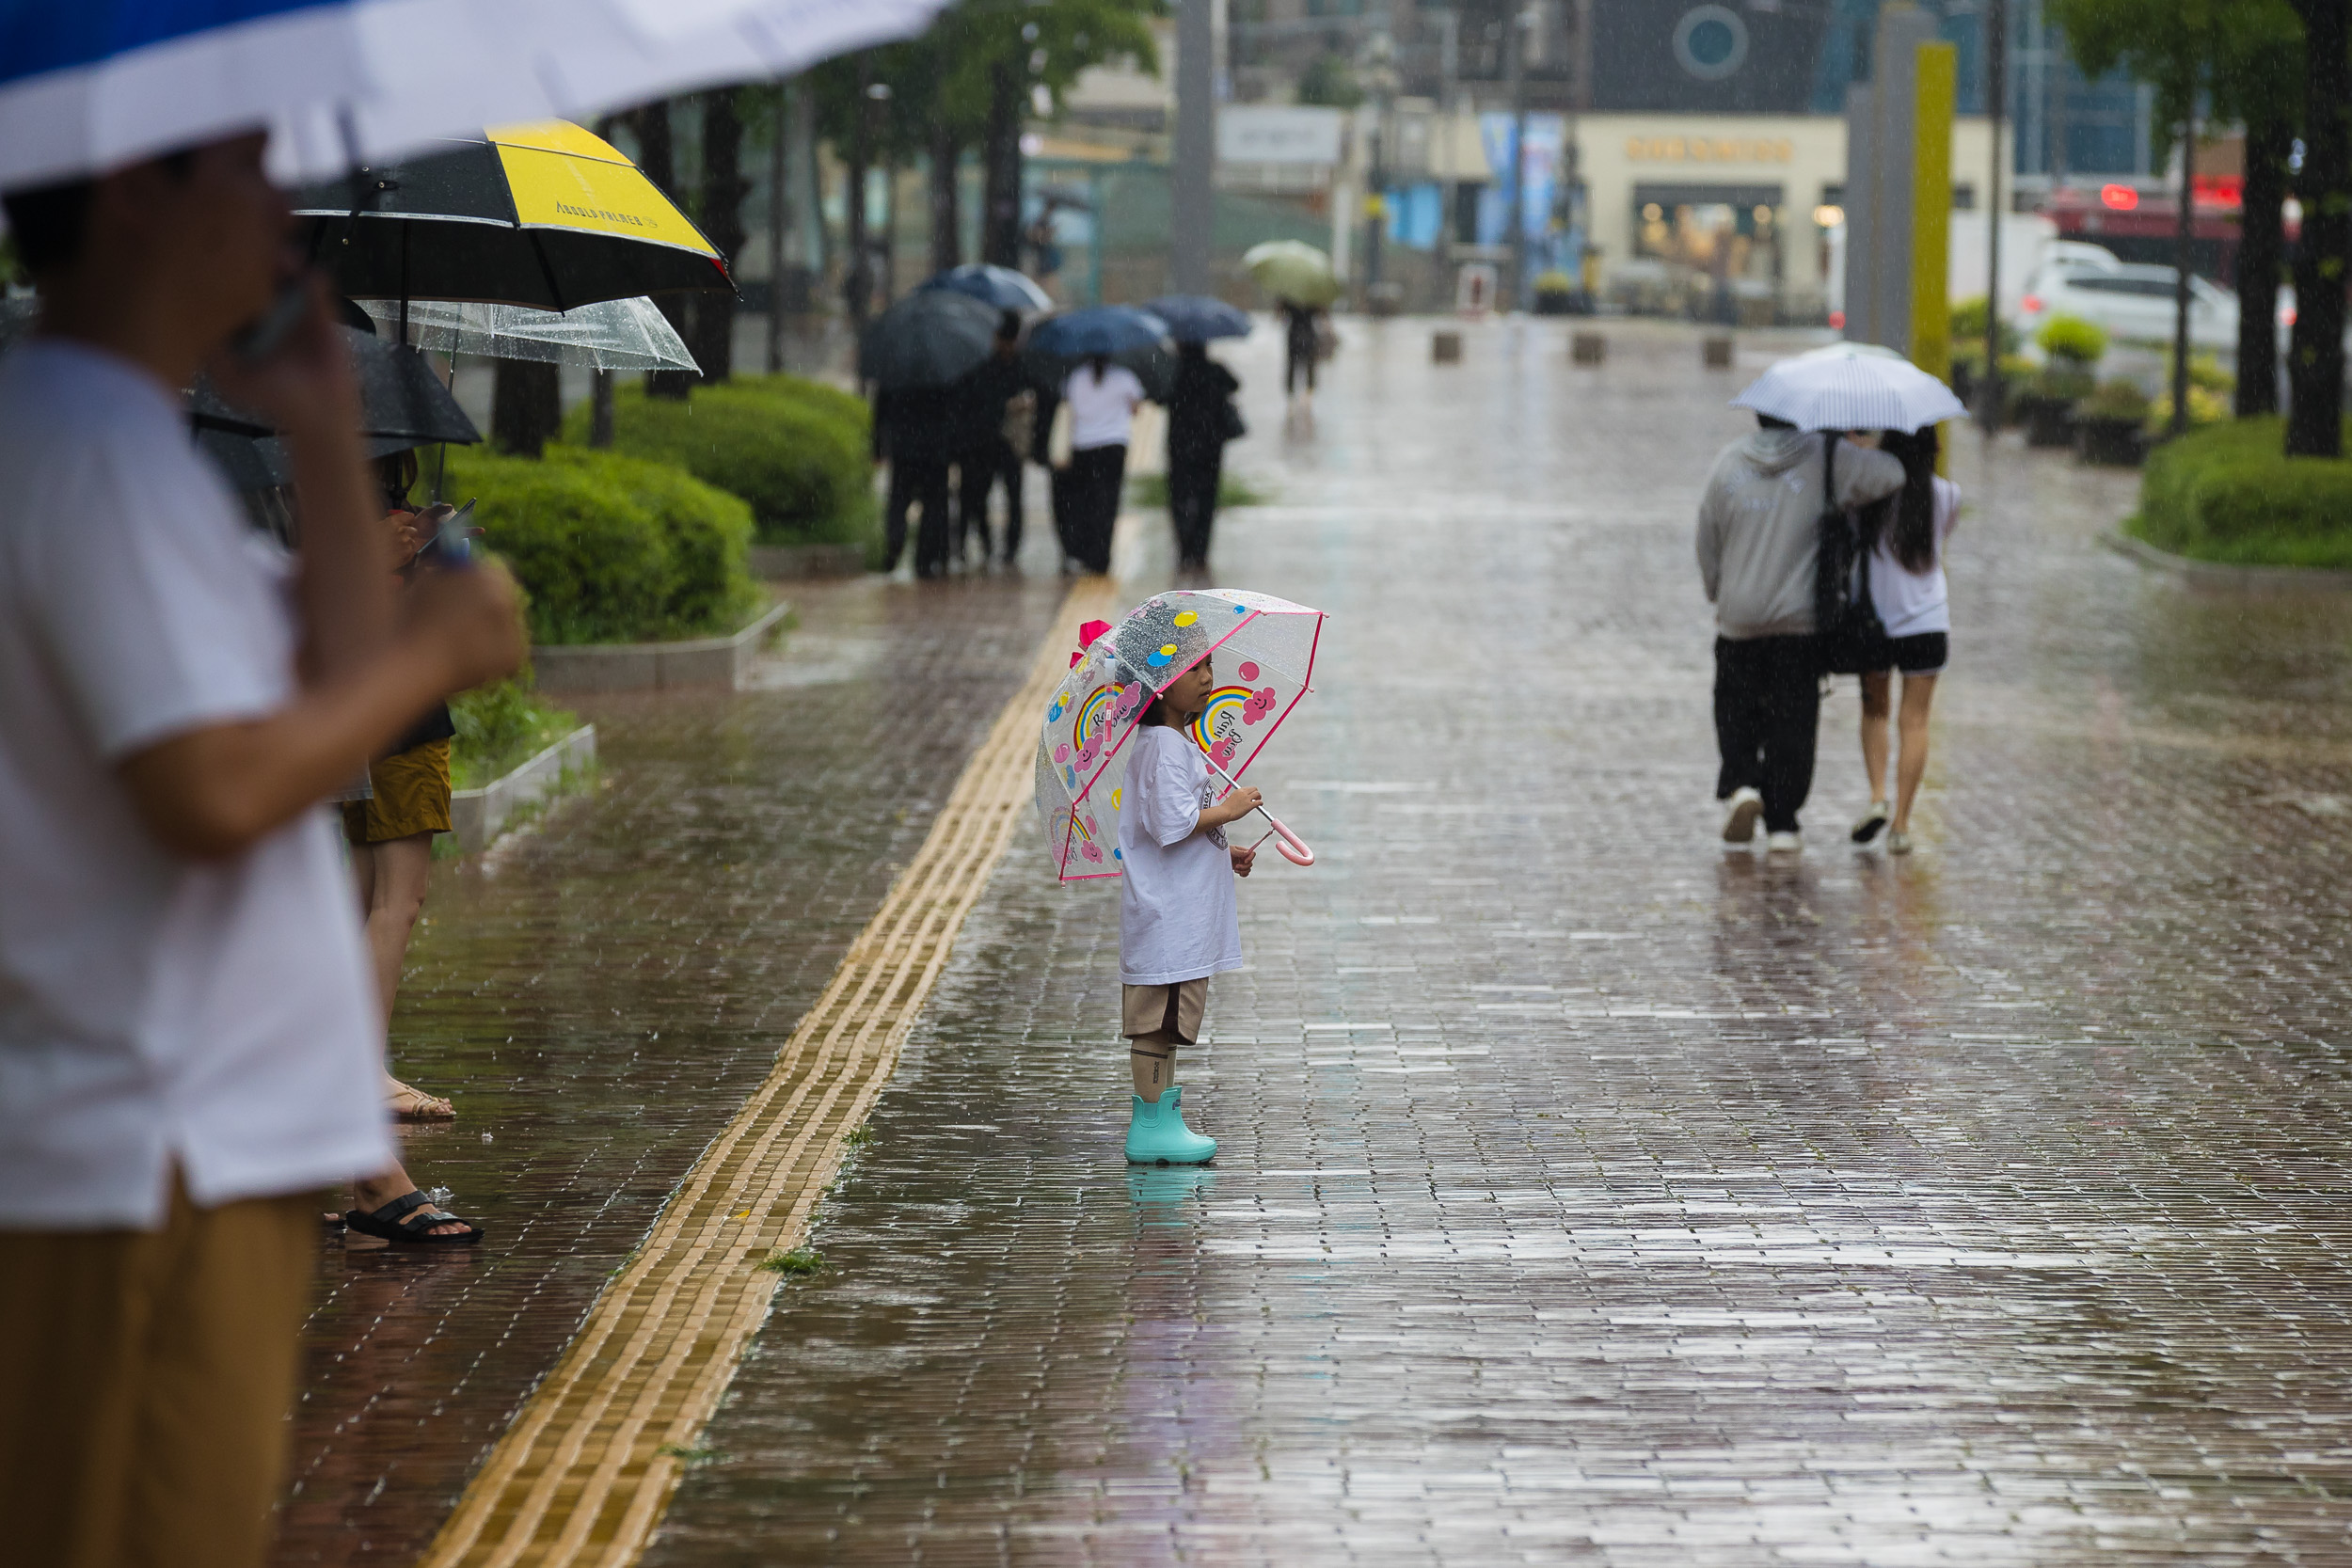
left=858, top=287, right=1002, bottom=390
left=190, top=325, right=479, bottom=491
left=922, top=263, right=1053, bottom=313
left=292, top=122, right=733, bottom=312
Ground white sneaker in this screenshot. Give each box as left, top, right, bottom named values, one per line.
left=1886, top=829, right=1913, bottom=855
left=1851, top=800, right=1889, bottom=844
left=1766, top=831, right=1803, bottom=853
left=1722, top=787, right=1763, bottom=844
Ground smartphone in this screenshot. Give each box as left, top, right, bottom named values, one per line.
left=416, top=499, right=478, bottom=569
left=231, top=279, right=311, bottom=364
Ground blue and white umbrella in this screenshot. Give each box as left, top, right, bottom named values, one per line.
left=922, top=263, right=1052, bottom=313
left=1025, top=306, right=1168, bottom=360
left=0, top=0, right=950, bottom=192
left=1731, top=346, right=1966, bottom=433
left=1143, top=294, right=1252, bottom=343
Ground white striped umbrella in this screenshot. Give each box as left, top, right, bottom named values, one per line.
left=1731, top=346, right=1966, bottom=433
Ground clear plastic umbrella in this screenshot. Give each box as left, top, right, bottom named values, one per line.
left=1037, top=590, right=1326, bottom=882
left=357, top=296, right=698, bottom=372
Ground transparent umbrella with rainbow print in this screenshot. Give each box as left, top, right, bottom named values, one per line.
left=1036, top=589, right=1326, bottom=882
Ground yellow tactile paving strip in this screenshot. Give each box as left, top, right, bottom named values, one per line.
left=418, top=579, right=1120, bottom=1568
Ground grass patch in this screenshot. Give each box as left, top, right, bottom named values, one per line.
left=1128, top=469, right=1273, bottom=509
left=843, top=1123, right=876, bottom=1148
left=757, top=1246, right=826, bottom=1276
left=2127, top=416, right=2352, bottom=569
left=449, top=678, right=579, bottom=791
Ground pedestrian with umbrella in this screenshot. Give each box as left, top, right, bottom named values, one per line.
left=948, top=309, right=1031, bottom=567
left=1242, top=241, right=1340, bottom=415
left=1149, top=296, right=1251, bottom=573
left=1038, top=592, right=1325, bottom=1163
left=1696, top=351, right=1935, bottom=852
left=1028, top=307, right=1168, bottom=576
left=861, top=285, right=1001, bottom=578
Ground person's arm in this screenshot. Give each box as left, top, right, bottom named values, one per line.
left=1835, top=442, right=1905, bottom=508
left=119, top=594, right=517, bottom=859
left=115, top=283, right=523, bottom=860
left=1695, top=482, right=1726, bottom=604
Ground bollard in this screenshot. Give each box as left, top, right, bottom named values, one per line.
left=1432, top=330, right=1463, bottom=364
left=1570, top=331, right=1606, bottom=366
left=1702, top=335, right=1735, bottom=369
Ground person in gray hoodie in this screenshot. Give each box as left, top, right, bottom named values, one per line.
left=1696, top=415, right=1904, bottom=849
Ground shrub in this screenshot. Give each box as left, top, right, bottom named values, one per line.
left=450, top=678, right=579, bottom=789
left=2143, top=385, right=2229, bottom=434
left=2188, top=353, right=2234, bottom=394
left=564, top=375, right=876, bottom=547
left=2080, top=379, right=2151, bottom=421
left=1950, top=295, right=2021, bottom=355
left=2035, top=312, right=2108, bottom=366
left=441, top=444, right=761, bottom=644
left=2034, top=362, right=2098, bottom=402
left=2131, top=415, right=2352, bottom=567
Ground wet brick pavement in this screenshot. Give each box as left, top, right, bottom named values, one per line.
left=627, top=320, right=2352, bottom=1565
left=273, top=571, right=1066, bottom=1563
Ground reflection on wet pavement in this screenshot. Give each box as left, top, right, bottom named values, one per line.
left=628, top=320, right=2352, bottom=1564
left=274, top=571, right=1064, bottom=1565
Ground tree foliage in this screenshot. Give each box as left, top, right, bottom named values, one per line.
left=807, top=0, right=1163, bottom=161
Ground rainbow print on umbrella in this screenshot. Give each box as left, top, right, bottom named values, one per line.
left=1074, top=683, right=1121, bottom=745
left=1188, top=685, right=1256, bottom=764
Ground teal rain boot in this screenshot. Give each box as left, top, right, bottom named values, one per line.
left=1123, top=1085, right=1217, bottom=1165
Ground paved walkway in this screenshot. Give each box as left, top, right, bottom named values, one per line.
left=293, top=319, right=2352, bottom=1565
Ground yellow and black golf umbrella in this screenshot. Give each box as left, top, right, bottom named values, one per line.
left=295, top=120, right=730, bottom=312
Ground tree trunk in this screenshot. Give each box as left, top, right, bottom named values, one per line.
left=2287, top=0, right=2348, bottom=457
left=492, top=359, right=562, bottom=458
left=693, top=89, right=748, bottom=383
left=2237, top=113, right=2292, bottom=418
left=589, top=369, right=614, bottom=448
left=930, top=120, right=963, bottom=275
left=766, top=84, right=789, bottom=375
left=843, top=66, right=874, bottom=333
left=636, top=100, right=697, bottom=403
left=981, top=57, right=1024, bottom=268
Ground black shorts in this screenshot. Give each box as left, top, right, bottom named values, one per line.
left=1867, top=631, right=1947, bottom=675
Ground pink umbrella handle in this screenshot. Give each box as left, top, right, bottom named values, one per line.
left=1262, top=811, right=1315, bottom=866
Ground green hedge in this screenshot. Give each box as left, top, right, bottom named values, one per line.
left=441, top=444, right=762, bottom=644
left=561, top=374, right=875, bottom=547
left=2130, top=417, right=2352, bottom=568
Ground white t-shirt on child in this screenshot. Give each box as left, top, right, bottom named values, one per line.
left=1867, top=474, right=1961, bottom=639
left=1116, top=724, right=1243, bottom=986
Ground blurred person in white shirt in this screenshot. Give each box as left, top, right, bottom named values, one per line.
left=0, top=132, right=523, bottom=1568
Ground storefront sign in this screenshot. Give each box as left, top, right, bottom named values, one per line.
left=1218, top=106, right=1345, bottom=166
left=1625, top=135, right=1794, bottom=164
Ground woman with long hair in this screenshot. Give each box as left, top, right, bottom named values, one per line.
left=1850, top=424, right=1959, bottom=855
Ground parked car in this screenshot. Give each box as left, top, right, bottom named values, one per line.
left=2015, top=258, right=2239, bottom=355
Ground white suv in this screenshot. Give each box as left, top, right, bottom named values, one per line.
left=2015, top=254, right=2239, bottom=355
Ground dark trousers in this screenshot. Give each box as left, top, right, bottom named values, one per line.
left=1049, top=463, right=1080, bottom=567
left=1168, top=443, right=1222, bottom=566
left=886, top=457, right=953, bottom=578
left=956, top=440, right=1024, bottom=562
left=1713, top=635, right=1820, bottom=834
left=1286, top=341, right=1315, bottom=394
left=1066, top=443, right=1124, bottom=575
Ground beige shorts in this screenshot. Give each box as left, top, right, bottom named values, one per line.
left=1121, top=978, right=1208, bottom=1044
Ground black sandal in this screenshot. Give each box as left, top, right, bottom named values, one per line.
left=343, top=1190, right=485, bottom=1246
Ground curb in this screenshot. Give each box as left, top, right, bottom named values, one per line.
left=747, top=542, right=866, bottom=579
left=448, top=725, right=596, bottom=855
left=2099, top=531, right=2352, bottom=594
left=530, top=600, right=791, bottom=695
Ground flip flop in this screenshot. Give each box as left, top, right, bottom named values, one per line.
left=344, top=1190, right=485, bottom=1247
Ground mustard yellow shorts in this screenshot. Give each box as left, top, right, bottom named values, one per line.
left=341, top=738, right=453, bottom=844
